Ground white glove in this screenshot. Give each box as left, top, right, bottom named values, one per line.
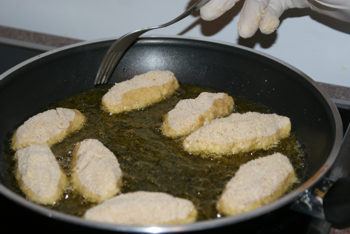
left=200, top=0, right=350, bottom=38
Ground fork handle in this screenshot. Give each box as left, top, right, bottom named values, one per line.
left=156, top=0, right=210, bottom=29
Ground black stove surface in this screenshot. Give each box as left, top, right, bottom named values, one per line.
left=0, top=41, right=348, bottom=234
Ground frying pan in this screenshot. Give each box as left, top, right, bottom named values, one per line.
left=0, top=36, right=348, bottom=232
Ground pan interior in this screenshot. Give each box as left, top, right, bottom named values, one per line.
left=0, top=37, right=340, bottom=229
left=2, top=83, right=305, bottom=221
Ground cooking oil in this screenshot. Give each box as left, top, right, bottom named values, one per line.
left=4, top=84, right=306, bottom=220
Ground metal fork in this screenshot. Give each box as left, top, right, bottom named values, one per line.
left=94, top=0, right=210, bottom=85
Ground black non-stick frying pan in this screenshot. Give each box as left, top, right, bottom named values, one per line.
left=0, top=36, right=348, bottom=232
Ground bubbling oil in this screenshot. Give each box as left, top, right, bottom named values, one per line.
left=5, top=84, right=306, bottom=220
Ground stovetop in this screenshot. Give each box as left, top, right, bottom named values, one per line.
left=0, top=41, right=349, bottom=234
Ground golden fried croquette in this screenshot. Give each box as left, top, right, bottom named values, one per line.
left=12, top=108, right=85, bottom=150
left=216, top=153, right=296, bottom=216
left=102, top=70, right=179, bottom=114
left=71, top=139, right=122, bottom=203
left=183, top=112, right=291, bottom=157
left=84, top=191, right=197, bottom=225
left=15, top=144, right=67, bottom=205
left=161, top=92, right=234, bottom=138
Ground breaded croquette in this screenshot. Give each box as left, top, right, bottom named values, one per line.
left=84, top=191, right=197, bottom=225
left=12, top=108, right=85, bottom=150
left=216, top=153, right=296, bottom=216
left=71, top=139, right=122, bottom=203
left=161, top=92, right=234, bottom=138
left=102, top=70, right=179, bottom=114
left=15, top=144, right=67, bottom=205
left=183, top=112, right=291, bottom=157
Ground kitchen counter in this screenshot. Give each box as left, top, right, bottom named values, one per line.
left=1, top=25, right=350, bottom=234
left=0, top=25, right=81, bottom=48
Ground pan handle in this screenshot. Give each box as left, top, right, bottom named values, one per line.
left=323, top=177, right=350, bottom=229
left=322, top=122, right=350, bottom=229
left=292, top=124, right=350, bottom=229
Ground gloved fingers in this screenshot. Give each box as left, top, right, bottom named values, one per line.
left=259, top=0, right=309, bottom=34
left=238, top=0, right=271, bottom=38
left=259, top=0, right=286, bottom=34
left=200, top=0, right=240, bottom=21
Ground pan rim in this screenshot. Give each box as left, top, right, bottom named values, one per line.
left=0, top=35, right=343, bottom=233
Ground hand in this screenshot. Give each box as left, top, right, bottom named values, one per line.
left=200, top=0, right=350, bottom=38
